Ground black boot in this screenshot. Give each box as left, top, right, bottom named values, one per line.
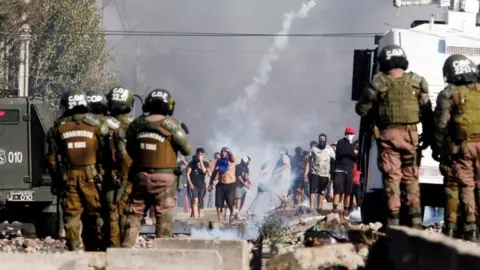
left=443, top=228, right=455, bottom=238
left=464, top=230, right=478, bottom=242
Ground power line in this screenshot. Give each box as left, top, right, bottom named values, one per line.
left=101, top=30, right=381, bottom=37
left=0, top=30, right=380, bottom=38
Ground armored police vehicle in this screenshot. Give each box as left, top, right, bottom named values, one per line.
left=351, top=0, right=480, bottom=224
left=0, top=89, right=60, bottom=237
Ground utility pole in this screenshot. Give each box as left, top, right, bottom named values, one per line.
left=18, top=0, right=31, bottom=97
left=132, top=39, right=147, bottom=117
left=0, top=40, right=8, bottom=90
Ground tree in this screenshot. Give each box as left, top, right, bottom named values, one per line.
left=0, top=0, right=29, bottom=89
left=0, top=0, right=118, bottom=100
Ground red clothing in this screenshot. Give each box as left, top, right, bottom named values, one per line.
left=352, top=163, right=361, bottom=185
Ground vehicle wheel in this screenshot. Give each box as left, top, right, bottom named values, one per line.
left=35, top=212, right=62, bottom=238
left=361, top=188, right=388, bottom=226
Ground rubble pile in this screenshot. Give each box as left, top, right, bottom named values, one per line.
left=253, top=208, right=386, bottom=270
left=0, top=220, right=199, bottom=253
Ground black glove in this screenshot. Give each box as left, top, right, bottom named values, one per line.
left=418, top=134, right=431, bottom=150
left=431, top=149, right=441, bottom=162
left=94, top=174, right=103, bottom=191
left=111, top=172, right=123, bottom=187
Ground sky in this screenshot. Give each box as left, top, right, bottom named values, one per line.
left=100, top=0, right=441, bottom=153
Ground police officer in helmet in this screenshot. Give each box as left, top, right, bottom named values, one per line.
left=434, top=54, right=479, bottom=241
left=104, top=86, right=134, bottom=247
left=46, top=89, right=110, bottom=251
left=85, top=89, right=115, bottom=249
left=355, top=44, right=433, bottom=228
left=121, top=88, right=192, bottom=247
left=86, top=90, right=108, bottom=116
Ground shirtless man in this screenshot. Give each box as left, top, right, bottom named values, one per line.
left=208, top=147, right=236, bottom=223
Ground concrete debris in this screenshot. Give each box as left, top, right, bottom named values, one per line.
left=368, top=222, right=383, bottom=232
left=0, top=237, right=67, bottom=253
left=256, top=205, right=386, bottom=269
left=357, top=245, right=369, bottom=260
left=326, top=213, right=341, bottom=224
left=266, top=243, right=365, bottom=270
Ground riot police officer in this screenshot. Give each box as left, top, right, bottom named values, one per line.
left=121, top=88, right=192, bottom=247
left=434, top=54, right=479, bottom=241
left=84, top=89, right=115, bottom=249
left=105, top=86, right=134, bottom=247
left=46, top=89, right=110, bottom=251
left=86, top=89, right=129, bottom=248
left=355, top=44, right=433, bottom=228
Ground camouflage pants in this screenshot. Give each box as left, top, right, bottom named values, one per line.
left=63, top=167, right=103, bottom=251
left=377, top=126, right=422, bottom=228
left=439, top=160, right=459, bottom=231
left=121, top=171, right=177, bottom=248
left=118, top=179, right=133, bottom=243
left=452, top=141, right=480, bottom=233
left=103, top=176, right=133, bottom=248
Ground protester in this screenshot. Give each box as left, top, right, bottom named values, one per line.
left=290, top=147, right=306, bottom=205
left=186, top=148, right=210, bottom=218
left=351, top=162, right=361, bottom=211
left=235, top=155, right=251, bottom=216
left=208, top=147, right=236, bottom=223
left=333, top=127, right=358, bottom=217
left=176, top=156, right=189, bottom=208
left=325, top=143, right=337, bottom=202
left=272, top=147, right=291, bottom=203
left=350, top=142, right=361, bottom=212
left=206, top=152, right=220, bottom=208
left=304, top=134, right=335, bottom=211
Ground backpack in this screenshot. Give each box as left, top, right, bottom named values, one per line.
left=452, top=83, right=480, bottom=140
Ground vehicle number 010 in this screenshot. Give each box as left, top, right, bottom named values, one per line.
left=17, top=193, right=33, bottom=201
left=8, top=151, right=22, bottom=164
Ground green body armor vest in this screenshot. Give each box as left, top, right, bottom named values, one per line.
left=452, top=84, right=480, bottom=140
left=374, top=73, right=421, bottom=127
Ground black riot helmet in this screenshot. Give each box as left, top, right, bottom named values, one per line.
left=142, top=88, right=176, bottom=115
left=85, top=90, right=108, bottom=115
left=377, top=44, right=409, bottom=73
left=59, top=89, right=90, bottom=116
left=443, top=54, right=478, bottom=85
left=106, top=86, right=134, bottom=116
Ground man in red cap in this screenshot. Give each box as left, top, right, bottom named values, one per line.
left=332, top=127, right=358, bottom=217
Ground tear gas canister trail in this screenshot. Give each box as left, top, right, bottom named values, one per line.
left=206, top=0, right=317, bottom=239
left=209, top=0, right=318, bottom=152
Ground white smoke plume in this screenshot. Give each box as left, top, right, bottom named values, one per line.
left=190, top=227, right=242, bottom=240
left=208, top=0, right=318, bottom=239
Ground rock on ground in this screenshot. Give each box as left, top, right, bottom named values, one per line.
left=266, top=243, right=365, bottom=270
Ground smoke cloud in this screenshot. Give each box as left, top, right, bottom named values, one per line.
left=207, top=0, right=318, bottom=239
left=190, top=227, right=242, bottom=240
